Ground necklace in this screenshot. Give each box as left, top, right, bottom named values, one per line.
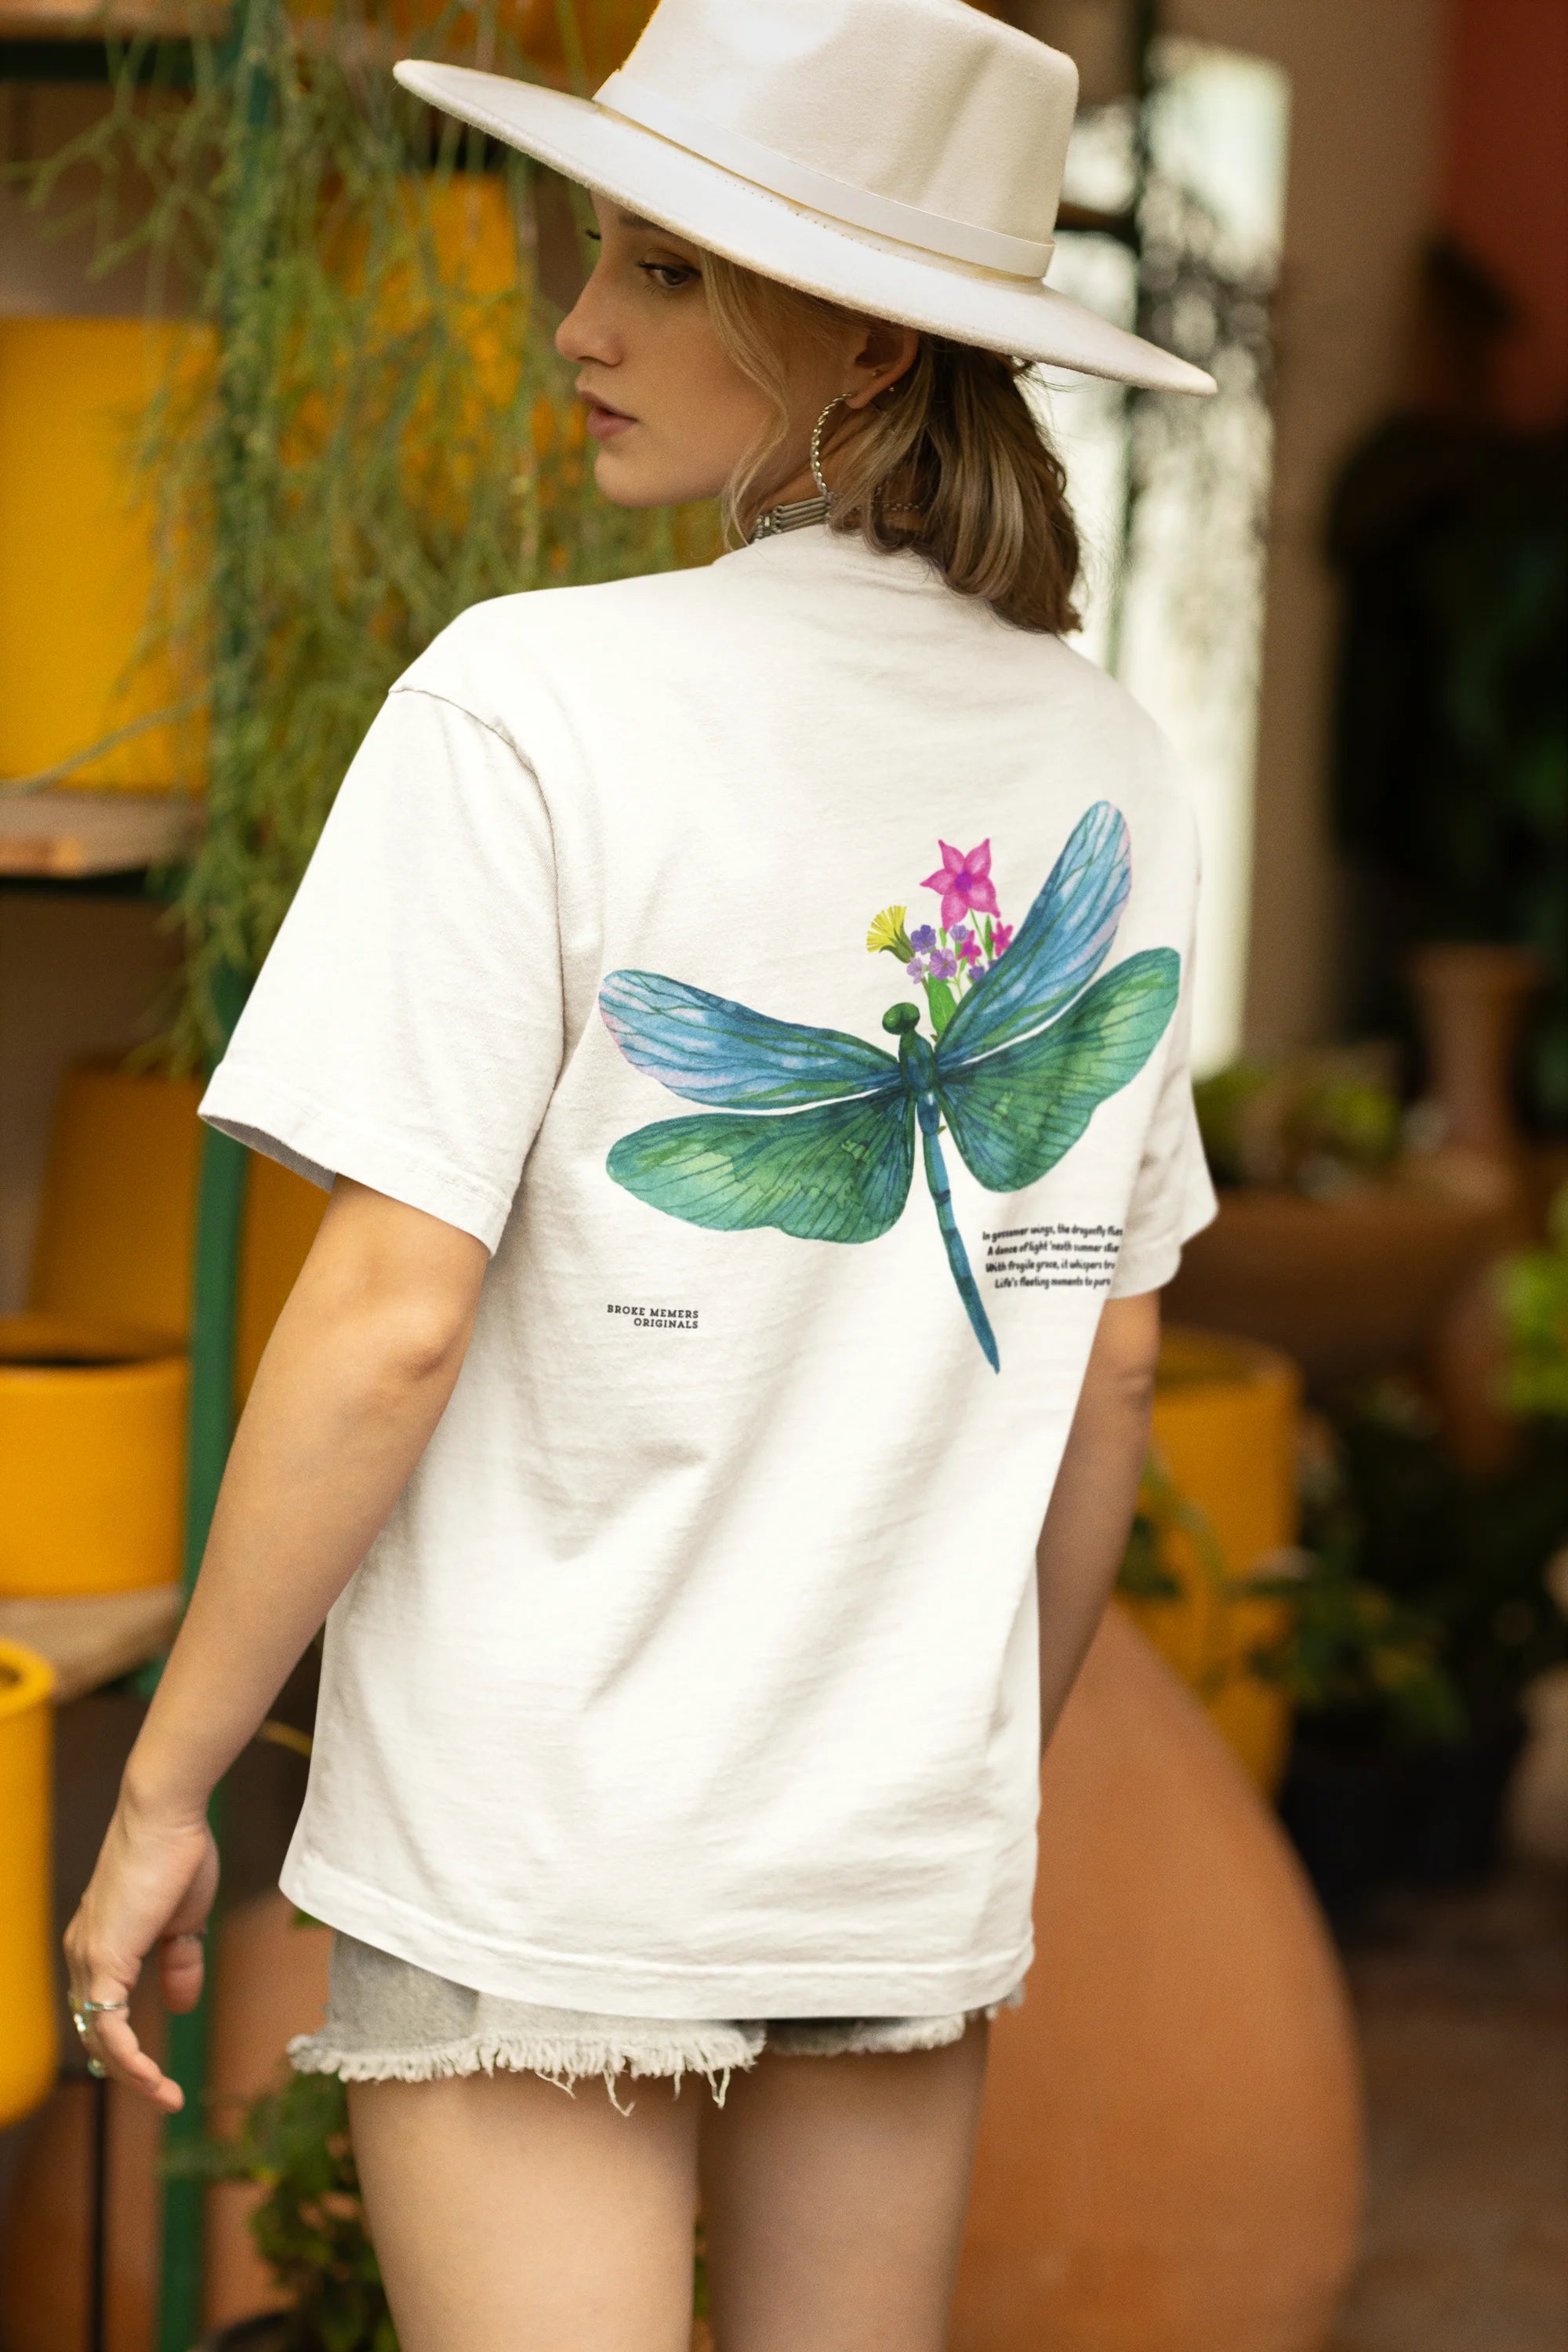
left=750, top=492, right=830, bottom=541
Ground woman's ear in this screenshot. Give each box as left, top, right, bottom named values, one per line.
left=847, top=318, right=920, bottom=408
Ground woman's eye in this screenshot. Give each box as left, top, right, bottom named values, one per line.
left=640, top=260, right=699, bottom=291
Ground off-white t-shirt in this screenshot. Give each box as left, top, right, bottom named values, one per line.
left=201, top=525, right=1215, bottom=2018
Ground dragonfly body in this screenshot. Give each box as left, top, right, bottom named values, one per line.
left=886, top=1002, right=999, bottom=1370
left=598, top=803, right=1181, bottom=1372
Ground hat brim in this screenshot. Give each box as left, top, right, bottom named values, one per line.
left=395, top=62, right=1215, bottom=397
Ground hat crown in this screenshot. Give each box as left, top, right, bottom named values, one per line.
left=602, top=0, right=1078, bottom=254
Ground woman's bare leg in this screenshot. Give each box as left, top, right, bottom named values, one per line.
left=348, top=2071, right=700, bottom=2352
left=699, top=2022, right=989, bottom=2352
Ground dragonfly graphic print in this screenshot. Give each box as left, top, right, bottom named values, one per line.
left=597, top=802, right=1179, bottom=1371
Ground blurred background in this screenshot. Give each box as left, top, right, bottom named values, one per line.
left=0, top=2, right=1563, bottom=2349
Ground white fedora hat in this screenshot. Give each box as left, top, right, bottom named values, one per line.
left=394, top=0, right=1215, bottom=396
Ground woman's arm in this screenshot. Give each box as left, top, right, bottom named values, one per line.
left=1034, top=1290, right=1161, bottom=1745
left=64, top=1175, right=488, bottom=2110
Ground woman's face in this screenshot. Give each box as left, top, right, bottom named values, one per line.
left=555, top=195, right=912, bottom=509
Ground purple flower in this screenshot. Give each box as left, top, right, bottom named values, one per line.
left=909, top=924, right=937, bottom=954
left=922, top=840, right=1000, bottom=931
left=906, top=954, right=929, bottom=980
left=928, top=947, right=958, bottom=982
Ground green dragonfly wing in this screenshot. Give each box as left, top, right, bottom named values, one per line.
left=937, top=802, right=1131, bottom=1067
left=601, top=970, right=899, bottom=1109
left=936, top=949, right=1180, bottom=1193
left=608, top=1091, right=916, bottom=1245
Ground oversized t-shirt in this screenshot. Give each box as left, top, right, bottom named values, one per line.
left=201, top=524, right=1216, bottom=2019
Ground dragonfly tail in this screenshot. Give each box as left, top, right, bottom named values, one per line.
left=920, top=1127, right=1000, bottom=1372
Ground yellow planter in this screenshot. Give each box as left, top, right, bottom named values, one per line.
left=0, top=318, right=212, bottom=792
left=31, top=1063, right=203, bottom=1341
left=1126, top=1327, right=1303, bottom=1794
left=0, top=1641, right=58, bottom=2130
left=31, top=1060, right=327, bottom=1399
left=0, top=1316, right=188, bottom=1597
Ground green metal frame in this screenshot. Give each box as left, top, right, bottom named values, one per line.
left=154, top=0, right=274, bottom=2325
left=157, top=1116, right=249, bottom=2352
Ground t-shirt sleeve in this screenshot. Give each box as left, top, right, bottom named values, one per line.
left=199, top=685, right=562, bottom=1254
left=1109, top=914, right=1218, bottom=1300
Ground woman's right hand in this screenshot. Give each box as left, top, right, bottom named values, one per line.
left=63, top=1794, right=220, bottom=2112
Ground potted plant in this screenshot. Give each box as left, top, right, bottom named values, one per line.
left=1166, top=1049, right=1512, bottom=1392
left=173, top=2070, right=391, bottom=2351
left=1263, top=1374, right=1566, bottom=1915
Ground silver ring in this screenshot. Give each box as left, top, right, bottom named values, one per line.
left=87, top=2057, right=108, bottom=2079
left=70, top=1997, right=128, bottom=2037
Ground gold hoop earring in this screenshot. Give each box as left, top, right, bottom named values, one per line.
left=810, top=394, right=850, bottom=501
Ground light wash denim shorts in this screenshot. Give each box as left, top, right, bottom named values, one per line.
left=289, top=1933, right=1022, bottom=2100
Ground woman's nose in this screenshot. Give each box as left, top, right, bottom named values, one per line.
left=555, top=273, right=620, bottom=368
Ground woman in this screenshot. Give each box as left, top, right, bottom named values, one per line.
left=66, top=3, right=1217, bottom=2344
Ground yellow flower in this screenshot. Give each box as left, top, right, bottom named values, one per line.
left=866, top=906, right=912, bottom=959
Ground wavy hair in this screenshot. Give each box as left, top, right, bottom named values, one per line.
left=702, top=252, right=1081, bottom=636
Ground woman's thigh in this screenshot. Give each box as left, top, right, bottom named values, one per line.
left=698, top=2021, right=990, bottom=2352
left=347, top=2070, right=701, bottom=2352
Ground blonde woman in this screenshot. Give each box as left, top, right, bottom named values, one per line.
left=67, top=3, right=1216, bottom=2344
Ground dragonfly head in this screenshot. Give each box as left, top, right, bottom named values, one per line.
left=881, top=1002, right=921, bottom=1036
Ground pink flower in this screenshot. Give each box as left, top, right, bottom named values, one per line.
left=922, top=840, right=999, bottom=931
left=990, top=920, right=1014, bottom=957
left=956, top=931, right=982, bottom=967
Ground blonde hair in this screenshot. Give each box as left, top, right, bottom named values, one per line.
left=702, top=252, right=1081, bottom=637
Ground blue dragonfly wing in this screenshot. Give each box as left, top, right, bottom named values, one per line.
left=601, top=970, right=900, bottom=1109
left=936, top=803, right=1131, bottom=1068
left=608, top=1091, right=916, bottom=1244
left=936, top=949, right=1180, bottom=1192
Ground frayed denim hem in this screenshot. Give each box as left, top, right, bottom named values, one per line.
left=287, top=2019, right=758, bottom=2108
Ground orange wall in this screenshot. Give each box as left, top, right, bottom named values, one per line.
left=1442, top=0, right=1568, bottom=425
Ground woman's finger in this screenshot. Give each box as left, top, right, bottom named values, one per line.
left=72, top=2002, right=185, bottom=2111
left=158, top=1926, right=209, bottom=2014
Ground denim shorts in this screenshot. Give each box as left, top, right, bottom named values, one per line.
left=289, top=1932, right=1022, bottom=2100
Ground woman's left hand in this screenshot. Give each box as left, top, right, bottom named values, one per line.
left=63, top=1796, right=220, bottom=2112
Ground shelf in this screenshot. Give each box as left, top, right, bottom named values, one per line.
left=0, top=1582, right=180, bottom=1701
left=0, top=0, right=203, bottom=35
left=0, top=789, right=197, bottom=878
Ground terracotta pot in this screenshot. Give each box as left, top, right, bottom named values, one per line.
left=194, top=2315, right=292, bottom=2350
left=204, top=1895, right=332, bottom=2333
left=1407, top=947, right=1544, bottom=1472
left=1163, top=1159, right=1508, bottom=1392
left=954, top=1607, right=1363, bottom=2352
left=1408, top=943, right=1541, bottom=1161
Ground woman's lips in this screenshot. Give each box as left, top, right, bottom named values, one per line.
left=583, top=398, right=636, bottom=441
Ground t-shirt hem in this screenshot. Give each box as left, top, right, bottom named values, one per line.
left=1109, top=1178, right=1219, bottom=1298
left=199, top=1061, right=514, bottom=1253
left=280, top=1847, right=1035, bottom=2021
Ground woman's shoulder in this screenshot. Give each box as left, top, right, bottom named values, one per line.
left=389, top=562, right=739, bottom=738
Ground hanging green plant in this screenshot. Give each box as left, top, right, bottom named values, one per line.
left=27, top=0, right=711, bottom=1068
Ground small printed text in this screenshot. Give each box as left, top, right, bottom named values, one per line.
left=982, top=1221, right=1124, bottom=1293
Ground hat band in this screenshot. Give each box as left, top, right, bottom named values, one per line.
left=594, top=71, right=1054, bottom=282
